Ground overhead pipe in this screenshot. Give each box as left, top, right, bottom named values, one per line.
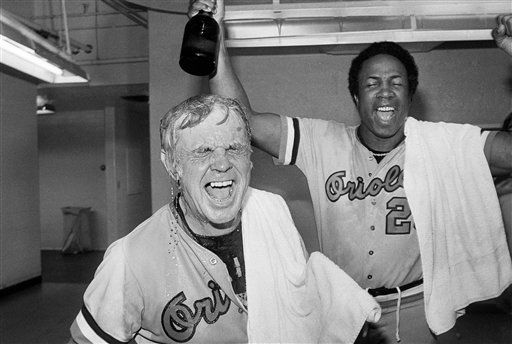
left=61, top=0, right=72, bottom=55
left=1, top=8, right=92, bottom=55
left=0, top=9, right=76, bottom=62
left=101, top=0, right=148, bottom=28
left=0, top=7, right=89, bottom=82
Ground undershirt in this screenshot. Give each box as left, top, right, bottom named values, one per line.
left=175, top=195, right=248, bottom=308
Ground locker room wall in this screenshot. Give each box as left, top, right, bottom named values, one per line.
left=0, top=71, right=41, bottom=290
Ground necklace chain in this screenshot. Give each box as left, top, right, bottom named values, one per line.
left=172, top=194, right=241, bottom=240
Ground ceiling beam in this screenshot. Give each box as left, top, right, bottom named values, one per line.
left=125, top=0, right=511, bottom=49
left=224, top=1, right=512, bottom=20
left=225, top=29, right=495, bottom=49
left=124, top=0, right=512, bottom=17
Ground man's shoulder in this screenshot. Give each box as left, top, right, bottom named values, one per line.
left=294, top=116, right=356, bottom=138
left=118, top=205, right=172, bottom=252
left=297, top=116, right=351, bottom=127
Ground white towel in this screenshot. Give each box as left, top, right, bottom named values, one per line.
left=242, top=188, right=381, bottom=343
left=403, top=117, right=512, bottom=335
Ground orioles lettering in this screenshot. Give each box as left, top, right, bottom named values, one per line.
left=325, top=165, right=403, bottom=202
left=161, top=280, right=231, bottom=342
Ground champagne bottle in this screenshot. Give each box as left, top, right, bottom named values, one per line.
left=179, top=10, right=220, bottom=76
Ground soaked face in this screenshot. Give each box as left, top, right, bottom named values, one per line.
left=175, top=106, right=252, bottom=227
left=356, top=54, right=411, bottom=148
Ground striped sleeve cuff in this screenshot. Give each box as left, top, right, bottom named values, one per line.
left=70, top=304, right=130, bottom=344
left=273, top=116, right=300, bottom=165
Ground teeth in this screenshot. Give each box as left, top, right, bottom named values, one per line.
left=206, top=180, right=234, bottom=201
left=377, top=106, right=394, bottom=111
left=209, top=180, right=233, bottom=188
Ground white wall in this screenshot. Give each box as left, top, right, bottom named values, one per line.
left=37, top=100, right=152, bottom=250
left=0, top=1, right=152, bottom=290
left=38, top=110, right=107, bottom=250
left=149, top=11, right=512, bottom=254
left=0, top=71, right=41, bottom=289
left=148, top=11, right=195, bottom=212
left=110, top=99, right=152, bottom=240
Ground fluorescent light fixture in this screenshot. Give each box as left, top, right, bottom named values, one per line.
left=0, top=34, right=88, bottom=83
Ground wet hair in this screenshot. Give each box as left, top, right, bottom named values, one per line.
left=160, top=94, right=252, bottom=164
left=348, top=41, right=419, bottom=104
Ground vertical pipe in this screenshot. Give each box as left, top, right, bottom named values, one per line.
left=60, top=0, right=72, bottom=55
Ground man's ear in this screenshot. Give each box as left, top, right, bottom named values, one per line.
left=353, top=95, right=359, bottom=106
left=161, top=150, right=177, bottom=180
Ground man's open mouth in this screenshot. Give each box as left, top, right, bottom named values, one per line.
left=205, top=180, right=234, bottom=201
left=376, top=106, right=395, bottom=122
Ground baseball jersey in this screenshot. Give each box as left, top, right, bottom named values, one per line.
left=276, top=116, right=422, bottom=289
left=70, top=204, right=248, bottom=343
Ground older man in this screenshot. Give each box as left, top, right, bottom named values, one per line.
left=69, top=94, right=380, bottom=344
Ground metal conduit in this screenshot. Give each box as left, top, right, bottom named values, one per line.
left=1, top=8, right=92, bottom=54
left=0, top=9, right=76, bottom=62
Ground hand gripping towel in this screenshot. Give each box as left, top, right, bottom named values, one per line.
left=403, top=117, right=512, bottom=335
left=242, top=187, right=381, bottom=343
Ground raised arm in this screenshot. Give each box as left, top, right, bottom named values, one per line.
left=188, top=0, right=282, bottom=158
left=486, top=15, right=512, bottom=175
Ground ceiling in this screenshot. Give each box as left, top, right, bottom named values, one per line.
left=3, top=0, right=509, bottom=107
left=124, top=0, right=511, bottom=52
left=5, top=0, right=510, bottom=70
left=23, top=0, right=508, bottom=54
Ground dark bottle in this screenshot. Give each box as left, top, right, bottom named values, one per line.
left=179, top=10, right=220, bottom=76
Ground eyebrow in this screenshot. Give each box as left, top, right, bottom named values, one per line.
left=367, top=73, right=404, bottom=79
left=191, top=140, right=247, bottom=150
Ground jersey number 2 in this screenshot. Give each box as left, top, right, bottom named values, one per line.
left=386, top=197, right=412, bottom=235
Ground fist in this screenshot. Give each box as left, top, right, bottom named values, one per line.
left=492, top=14, right=512, bottom=55
left=188, top=0, right=224, bottom=22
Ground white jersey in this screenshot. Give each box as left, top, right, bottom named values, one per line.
left=70, top=204, right=248, bottom=343
left=276, top=116, right=422, bottom=289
